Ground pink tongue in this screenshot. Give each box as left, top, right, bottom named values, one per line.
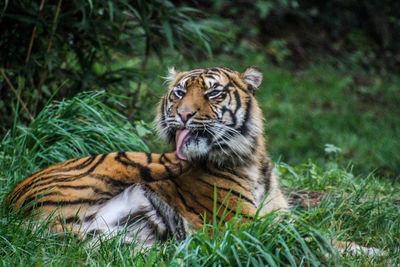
left=175, top=129, right=190, bottom=160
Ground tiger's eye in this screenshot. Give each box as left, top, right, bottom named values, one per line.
left=206, top=90, right=222, bottom=99
left=174, top=89, right=186, bottom=98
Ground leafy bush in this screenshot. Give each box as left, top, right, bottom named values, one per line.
left=0, top=0, right=223, bottom=135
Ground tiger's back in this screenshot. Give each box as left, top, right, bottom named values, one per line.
left=5, top=66, right=288, bottom=245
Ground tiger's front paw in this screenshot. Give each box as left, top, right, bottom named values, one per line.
left=163, top=152, right=191, bottom=176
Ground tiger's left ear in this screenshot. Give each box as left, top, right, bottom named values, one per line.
left=241, top=66, right=263, bottom=93
left=165, top=66, right=180, bottom=83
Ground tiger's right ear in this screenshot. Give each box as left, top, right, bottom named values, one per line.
left=165, top=66, right=180, bottom=83
left=241, top=66, right=263, bottom=93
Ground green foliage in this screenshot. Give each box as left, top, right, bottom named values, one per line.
left=0, top=0, right=223, bottom=134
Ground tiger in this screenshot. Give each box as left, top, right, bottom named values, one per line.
left=3, top=66, right=289, bottom=246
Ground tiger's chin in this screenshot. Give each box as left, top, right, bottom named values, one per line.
left=176, top=131, right=255, bottom=167
left=178, top=134, right=211, bottom=162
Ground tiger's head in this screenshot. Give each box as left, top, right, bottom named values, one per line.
left=155, top=67, right=264, bottom=167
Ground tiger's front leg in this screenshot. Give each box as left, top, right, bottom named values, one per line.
left=111, top=151, right=190, bottom=183
left=5, top=152, right=190, bottom=233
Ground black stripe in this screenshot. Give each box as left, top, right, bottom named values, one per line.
left=35, top=197, right=110, bottom=207
left=230, top=79, right=245, bottom=92
left=160, top=153, right=172, bottom=164
left=87, top=154, right=107, bottom=173
left=146, top=153, right=152, bottom=164
left=164, top=165, right=174, bottom=177
left=168, top=90, right=175, bottom=102
left=221, top=67, right=234, bottom=73
left=61, top=158, right=81, bottom=167
left=233, top=89, right=242, bottom=114
left=89, top=173, right=131, bottom=188
left=197, top=177, right=256, bottom=207
left=84, top=213, right=97, bottom=222
left=209, top=104, right=219, bottom=117
left=23, top=194, right=110, bottom=211
left=210, top=68, right=220, bottom=72
left=118, top=210, right=149, bottom=227
left=220, top=69, right=232, bottom=77
left=260, top=158, right=272, bottom=193
left=31, top=184, right=114, bottom=200
left=186, top=69, right=203, bottom=75
left=160, top=96, right=166, bottom=113
left=222, top=83, right=231, bottom=94
left=115, top=152, right=155, bottom=182
left=203, top=167, right=249, bottom=192
left=160, top=114, right=167, bottom=128
left=63, top=156, right=96, bottom=171
left=237, top=97, right=252, bottom=136
left=22, top=191, right=61, bottom=208
left=11, top=172, right=72, bottom=205
left=168, top=179, right=216, bottom=221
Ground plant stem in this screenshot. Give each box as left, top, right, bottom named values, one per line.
left=25, top=0, right=46, bottom=63
left=0, top=69, right=34, bottom=122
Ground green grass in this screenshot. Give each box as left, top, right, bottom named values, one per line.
left=1, top=87, right=399, bottom=265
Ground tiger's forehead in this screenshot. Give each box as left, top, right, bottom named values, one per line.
left=174, top=67, right=236, bottom=89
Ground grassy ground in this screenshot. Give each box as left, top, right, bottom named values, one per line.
left=1, top=55, right=399, bottom=265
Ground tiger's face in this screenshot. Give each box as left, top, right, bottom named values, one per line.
left=156, top=67, right=264, bottom=166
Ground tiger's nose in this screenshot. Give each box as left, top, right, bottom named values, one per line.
left=178, top=110, right=195, bottom=123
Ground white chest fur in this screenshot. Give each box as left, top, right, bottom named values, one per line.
left=245, top=163, right=289, bottom=215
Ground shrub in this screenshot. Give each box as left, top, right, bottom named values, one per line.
left=0, top=0, right=223, bottom=135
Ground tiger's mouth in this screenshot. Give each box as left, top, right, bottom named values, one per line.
left=175, top=129, right=190, bottom=160
left=174, top=128, right=212, bottom=161
left=172, top=123, right=255, bottom=166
